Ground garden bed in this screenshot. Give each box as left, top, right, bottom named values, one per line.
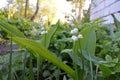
left=0, top=43, right=19, bottom=55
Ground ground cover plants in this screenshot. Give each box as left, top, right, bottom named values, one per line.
left=0, top=14, right=120, bottom=80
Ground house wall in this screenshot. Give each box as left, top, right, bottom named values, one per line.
left=90, top=0, right=120, bottom=24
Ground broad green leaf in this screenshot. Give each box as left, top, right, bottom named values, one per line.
left=105, top=55, right=112, bottom=62
left=99, top=64, right=112, bottom=77
left=81, top=50, right=103, bottom=65
left=0, top=19, right=25, bottom=38
left=12, top=37, right=75, bottom=78
left=68, top=52, right=83, bottom=69
left=113, top=58, right=118, bottom=63
left=80, top=26, right=96, bottom=54
left=41, top=20, right=59, bottom=48
left=114, top=63, right=120, bottom=73
left=104, top=56, right=118, bottom=67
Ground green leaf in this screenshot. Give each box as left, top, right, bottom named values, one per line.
left=80, top=26, right=96, bottom=54
left=0, top=71, right=3, bottom=80
left=99, top=64, right=112, bottom=77
left=113, top=58, right=118, bottom=63
left=105, top=55, right=112, bottom=62
left=0, top=19, right=25, bottom=38
left=81, top=50, right=103, bottom=65
left=114, top=63, right=120, bottom=73
left=68, top=52, right=83, bottom=69
left=61, top=49, right=72, bottom=53
left=41, top=20, right=59, bottom=48
left=12, top=37, right=75, bottom=78
left=111, top=14, right=120, bottom=31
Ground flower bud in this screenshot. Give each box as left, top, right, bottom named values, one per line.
left=71, top=35, right=78, bottom=41
left=78, top=34, right=83, bottom=39
left=70, top=28, right=78, bottom=34
left=41, top=30, right=48, bottom=34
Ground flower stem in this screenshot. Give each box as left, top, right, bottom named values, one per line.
left=7, top=33, right=13, bottom=80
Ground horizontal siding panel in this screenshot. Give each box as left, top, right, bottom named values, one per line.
left=91, top=0, right=104, bottom=9
left=96, top=1, right=105, bottom=12
left=102, top=15, right=114, bottom=24
left=104, top=0, right=116, bottom=7
left=103, top=7, right=110, bottom=16
left=114, top=13, right=120, bottom=21
left=90, top=0, right=120, bottom=24
left=102, top=13, right=120, bottom=24
left=109, top=1, right=120, bottom=14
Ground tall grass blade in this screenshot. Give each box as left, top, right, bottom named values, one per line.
left=0, top=19, right=25, bottom=38
left=29, top=54, right=34, bottom=80
left=22, top=48, right=28, bottom=80
left=89, top=53, right=93, bottom=80
left=41, top=20, right=60, bottom=48
left=12, top=37, right=75, bottom=78
left=7, top=33, right=13, bottom=80
left=37, top=55, right=40, bottom=80
left=0, top=71, right=3, bottom=80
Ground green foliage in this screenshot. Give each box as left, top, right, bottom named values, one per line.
left=99, top=64, right=112, bottom=77
left=12, top=37, right=75, bottom=78
left=1, top=14, right=120, bottom=80
left=0, top=18, right=25, bottom=38
left=0, top=50, right=29, bottom=80
left=111, top=14, right=120, bottom=31
left=80, top=26, right=96, bottom=54
left=41, top=20, right=60, bottom=48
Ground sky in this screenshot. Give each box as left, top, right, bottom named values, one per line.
left=0, top=0, right=7, bottom=8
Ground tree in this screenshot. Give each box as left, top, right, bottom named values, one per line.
left=72, top=0, right=86, bottom=23
left=30, top=0, right=39, bottom=21
left=24, top=0, right=29, bottom=18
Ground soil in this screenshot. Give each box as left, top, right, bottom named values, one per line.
left=0, top=43, right=19, bottom=56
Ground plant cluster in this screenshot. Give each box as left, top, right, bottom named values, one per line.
left=0, top=15, right=120, bottom=80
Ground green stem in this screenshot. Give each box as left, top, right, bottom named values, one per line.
left=56, top=56, right=61, bottom=80
left=73, top=41, right=78, bottom=80
left=44, top=26, right=47, bottom=47
left=78, top=40, right=84, bottom=80
left=7, top=33, right=13, bottom=80
left=95, top=65, right=99, bottom=80
left=89, top=53, right=93, bottom=80
left=37, top=55, right=40, bottom=80
left=38, top=26, right=47, bottom=79
left=22, top=48, right=27, bottom=80
left=29, top=54, right=34, bottom=80
left=0, top=71, right=3, bottom=80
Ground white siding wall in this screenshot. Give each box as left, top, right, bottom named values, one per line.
left=90, top=0, right=120, bottom=24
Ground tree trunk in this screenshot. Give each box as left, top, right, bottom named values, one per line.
left=24, top=0, right=29, bottom=18
left=78, top=7, right=83, bottom=23
left=30, top=0, right=39, bottom=21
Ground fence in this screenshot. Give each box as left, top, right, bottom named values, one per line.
left=90, top=0, right=120, bottom=24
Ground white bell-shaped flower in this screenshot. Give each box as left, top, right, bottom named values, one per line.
left=70, top=28, right=78, bottom=34
left=41, top=30, right=48, bottom=34
left=71, top=35, right=78, bottom=41
left=78, top=34, right=83, bottom=39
